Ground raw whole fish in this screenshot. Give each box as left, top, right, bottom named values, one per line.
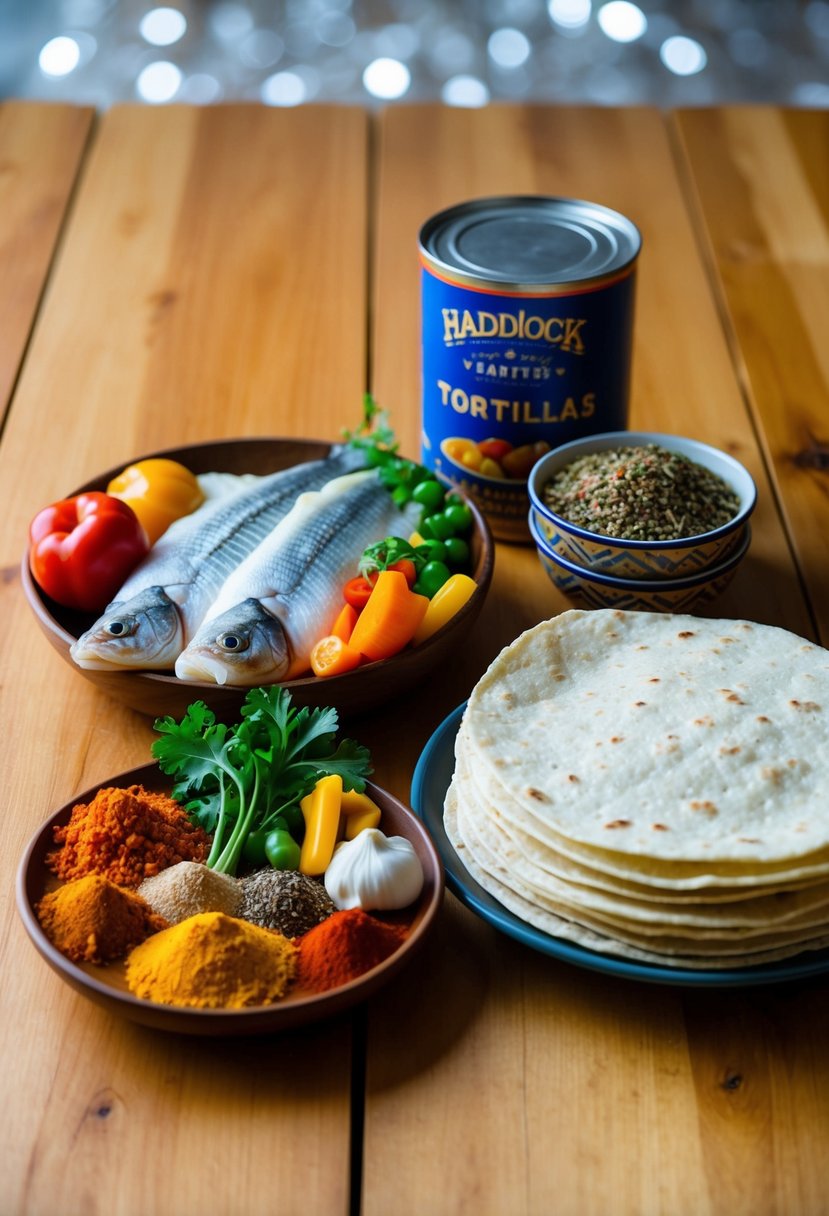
left=174, top=469, right=418, bottom=686
left=70, top=445, right=366, bottom=671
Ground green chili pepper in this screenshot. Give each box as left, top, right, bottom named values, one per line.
left=242, top=819, right=288, bottom=868
left=265, top=828, right=302, bottom=871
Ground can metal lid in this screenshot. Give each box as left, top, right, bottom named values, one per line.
left=419, top=195, right=641, bottom=291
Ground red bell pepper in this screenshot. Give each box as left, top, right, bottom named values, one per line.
left=28, top=491, right=150, bottom=613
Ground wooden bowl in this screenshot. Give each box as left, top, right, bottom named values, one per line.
left=16, top=764, right=444, bottom=1036
left=22, top=437, right=494, bottom=722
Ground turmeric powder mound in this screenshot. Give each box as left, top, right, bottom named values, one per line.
left=48, top=784, right=209, bottom=888
left=37, top=874, right=168, bottom=964
left=125, top=912, right=298, bottom=1009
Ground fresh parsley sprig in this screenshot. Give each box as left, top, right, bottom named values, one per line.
left=152, top=687, right=372, bottom=876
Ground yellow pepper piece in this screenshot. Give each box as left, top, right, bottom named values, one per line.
left=340, top=789, right=382, bottom=839
left=409, top=529, right=426, bottom=547
left=107, top=458, right=205, bottom=544
left=412, top=573, right=477, bottom=646
left=299, top=774, right=343, bottom=875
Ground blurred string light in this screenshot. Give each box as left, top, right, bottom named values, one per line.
left=39, top=35, right=81, bottom=77
left=597, top=1, right=647, bottom=42
left=139, top=8, right=187, bottom=47
left=548, top=0, right=592, bottom=31
left=261, top=70, right=308, bottom=106
left=442, top=75, right=490, bottom=107
left=660, top=35, right=707, bottom=75
left=136, top=60, right=182, bottom=102
left=363, top=57, right=411, bottom=99
left=488, top=27, right=532, bottom=68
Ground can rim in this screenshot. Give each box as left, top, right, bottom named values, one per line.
left=418, top=194, right=642, bottom=293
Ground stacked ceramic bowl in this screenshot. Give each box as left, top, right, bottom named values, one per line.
left=527, top=431, right=756, bottom=613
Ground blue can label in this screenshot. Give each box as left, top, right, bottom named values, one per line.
left=420, top=264, right=636, bottom=540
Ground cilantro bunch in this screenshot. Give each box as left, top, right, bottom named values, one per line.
left=152, top=687, right=372, bottom=876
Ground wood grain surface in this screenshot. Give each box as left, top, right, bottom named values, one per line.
left=674, top=106, right=829, bottom=643
left=0, top=101, right=93, bottom=423
left=0, top=103, right=368, bottom=1216
left=1, top=100, right=827, bottom=1216
left=363, top=105, right=829, bottom=1216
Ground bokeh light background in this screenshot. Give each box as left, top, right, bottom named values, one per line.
left=1, top=0, right=828, bottom=109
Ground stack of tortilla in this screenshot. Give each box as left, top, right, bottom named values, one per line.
left=445, top=609, right=829, bottom=968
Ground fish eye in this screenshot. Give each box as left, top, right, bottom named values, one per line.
left=105, top=618, right=134, bottom=637
left=217, top=632, right=248, bottom=653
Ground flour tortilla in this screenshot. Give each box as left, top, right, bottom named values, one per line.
left=453, top=749, right=829, bottom=931
left=445, top=610, right=829, bottom=969
left=446, top=784, right=829, bottom=970
left=456, top=717, right=829, bottom=893
left=463, top=611, right=829, bottom=867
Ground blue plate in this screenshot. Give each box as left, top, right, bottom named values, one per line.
left=411, top=703, right=829, bottom=988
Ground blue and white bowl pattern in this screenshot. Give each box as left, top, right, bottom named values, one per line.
left=529, top=510, right=751, bottom=614
left=528, top=431, right=757, bottom=581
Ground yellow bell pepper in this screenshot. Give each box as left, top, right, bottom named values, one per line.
left=340, top=789, right=382, bottom=839
left=412, top=573, right=477, bottom=645
left=299, top=774, right=343, bottom=875
left=107, top=458, right=205, bottom=544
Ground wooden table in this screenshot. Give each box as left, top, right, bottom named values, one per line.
left=1, top=100, right=827, bottom=1216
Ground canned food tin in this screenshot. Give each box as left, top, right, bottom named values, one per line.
left=419, top=195, right=641, bottom=541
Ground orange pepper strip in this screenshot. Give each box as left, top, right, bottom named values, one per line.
left=347, top=570, right=429, bottom=662
left=331, top=601, right=359, bottom=643
left=310, top=635, right=363, bottom=677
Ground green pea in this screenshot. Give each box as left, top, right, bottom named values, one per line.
left=414, top=560, right=452, bottom=598
left=265, top=828, right=301, bottom=871
left=412, top=479, right=446, bottom=511
left=421, top=511, right=456, bottom=541
left=443, top=502, right=473, bottom=534
left=414, top=539, right=448, bottom=564
left=443, top=536, right=470, bottom=568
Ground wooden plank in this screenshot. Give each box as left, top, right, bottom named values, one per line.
left=364, top=104, right=826, bottom=1216
left=673, top=106, right=829, bottom=643
left=0, top=103, right=368, bottom=1216
left=0, top=101, right=93, bottom=422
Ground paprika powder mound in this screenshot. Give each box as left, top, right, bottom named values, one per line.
left=48, top=784, right=209, bottom=888
left=36, top=874, right=168, bottom=964
left=297, top=907, right=407, bottom=992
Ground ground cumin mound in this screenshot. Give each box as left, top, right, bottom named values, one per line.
left=37, top=874, right=168, bottom=964
left=48, top=784, right=209, bottom=888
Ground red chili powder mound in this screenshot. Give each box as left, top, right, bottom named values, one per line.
left=47, top=784, right=209, bottom=888
left=296, top=908, right=407, bottom=992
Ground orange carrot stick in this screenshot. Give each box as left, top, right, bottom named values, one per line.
left=347, top=570, right=429, bottom=662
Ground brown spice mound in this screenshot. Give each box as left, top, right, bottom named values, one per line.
left=37, top=874, right=168, bottom=964
left=48, top=784, right=209, bottom=888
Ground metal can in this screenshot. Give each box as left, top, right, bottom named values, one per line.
left=419, top=195, right=641, bottom=541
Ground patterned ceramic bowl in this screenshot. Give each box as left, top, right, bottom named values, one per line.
left=529, top=509, right=751, bottom=613
left=527, top=431, right=756, bottom=580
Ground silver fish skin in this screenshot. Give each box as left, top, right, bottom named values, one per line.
left=175, top=469, right=418, bottom=686
left=69, top=444, right=366, bottom=671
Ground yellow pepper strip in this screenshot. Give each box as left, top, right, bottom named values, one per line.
left=107, top=458, right=205, bottom=544
left=408, top=529, right=426, bottom=547
left=412, top=573, right=478, bottom=646
left=340, top=789, right=382, bottom=839
left=299, top=774, right=343, bottom=875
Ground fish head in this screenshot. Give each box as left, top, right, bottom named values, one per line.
left=174, top=599, right=291, bottom=687
left=69, top=586, right=185, bottom=671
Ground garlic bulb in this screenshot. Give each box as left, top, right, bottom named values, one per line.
left=324, top=829, right=424, bottom=911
